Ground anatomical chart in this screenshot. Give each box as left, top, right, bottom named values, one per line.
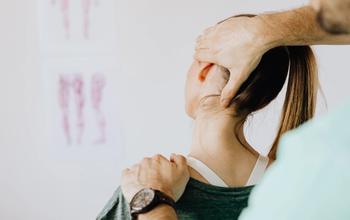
left=39, top=0, right=119, bottom=54
left=39, top=0, right=122, bottom=149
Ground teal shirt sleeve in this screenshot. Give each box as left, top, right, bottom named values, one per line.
left=239, top=100, right=350, bottom=220
left=96, top=187, right=131, bottom=220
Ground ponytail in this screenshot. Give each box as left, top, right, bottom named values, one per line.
left=226, top=14, right=318, bottom=160
left=269, top=46, right=318, bottom=160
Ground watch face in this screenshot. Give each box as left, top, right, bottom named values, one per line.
left=130, top=188, right=155, bottom=211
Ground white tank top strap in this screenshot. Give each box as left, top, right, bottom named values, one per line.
left=187, top=156, right=229, bottom=187
left=245, top=155, right=269, bottom=186
left=187, top=155, right=269, bottom=187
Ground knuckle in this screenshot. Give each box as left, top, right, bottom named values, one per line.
left=179, top=155, right=187, bottom=164
left=153, top=154, right=163, bottom=160
left=142, top=157, right=151, bottom=163
left=175, top=154, right=183, bottom=161
left=121, top=169, right=128, bottom=176
left=131, top=164, right=139, bottom=170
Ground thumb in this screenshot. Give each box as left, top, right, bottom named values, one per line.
left=220, top=69, right=247, bottom=107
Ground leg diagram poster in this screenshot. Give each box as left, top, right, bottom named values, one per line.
left=39, top=0, right=119, bottom=55
left=38, top=0, right=123, bottom=152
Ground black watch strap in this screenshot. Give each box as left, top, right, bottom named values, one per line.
left=130, top=189, right=176, bottom=219
left=155, top=190, right=176, bottom=208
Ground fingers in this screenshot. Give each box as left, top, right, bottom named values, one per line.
left=126, top=153, right=182, bottom=174
left=310, top=0, right=321, bottom=11
left=170, top=153, right=187, bottom=168
left=194, top=31, right=217, bottom=63
left=195, top=25, right=216, bottom=50
left=122, top=163, right=139, bottom=176
left=130, top=163, right=139, bottom=172
left=194, top=50, right=216, bottom=64
left=133, top=155, right=168, bottom=169
left=203, top=26, right=215, bottom=35
left=140, top=157, right=152, bottom=165
left=195, top=39, right=212, bottom=50
left=122, top=168, right=130, bottom=176
left=195, top=43, right=210, bottom=50
left=196, top=26, right=215, bottom=43
left=152, top=154, right=168, bottom=162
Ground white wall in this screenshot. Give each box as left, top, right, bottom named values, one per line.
left=0, top=0, right=349, bottom=219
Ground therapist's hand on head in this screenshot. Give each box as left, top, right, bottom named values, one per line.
left=311, top=0, right=350, bottom=34
left=195, top=15, right=273, bottom=107
left=195, top=2, right=350, bottom=108
left=121, top=154, right=190, bottom=203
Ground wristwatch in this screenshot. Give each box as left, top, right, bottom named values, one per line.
left=129, top=188, right=176, bottom=219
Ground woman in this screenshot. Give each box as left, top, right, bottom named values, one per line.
left=97, top=17, right=318, bottom=220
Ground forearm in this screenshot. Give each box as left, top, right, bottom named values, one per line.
left=139, top=205, right=178, bottom=220
left=258, top=6, right=350, bottom=49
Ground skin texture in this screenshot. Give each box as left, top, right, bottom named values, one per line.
left=185, top=61, right=262, bottom=187
left=195, top=6, right=350, bottom=107
left=121, top=154, right=189, bottom=220
left=123, top=61, right=262, bottom=220
left=121, top=154, right=189, bottom=203
left=123, top=60, right=261, bottom=199
left=194, top=17, right=270, bottom=107
left=121, top=2, right=350, bottom=219
left=312, top=0, right=350, bottom=34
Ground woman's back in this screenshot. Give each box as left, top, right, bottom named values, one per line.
left=97, top=178, right=253, bottom=220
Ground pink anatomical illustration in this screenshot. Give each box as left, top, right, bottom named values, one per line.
left=72, top=74, right=85, bottom=144
left=51, top=0, right=70, bottom=39
left=58, top=75, right=72, bottom=144
left=91, top=74, right=106, bottom=145
left=58, top=73, right=106, bottom=146
left=51, top=0, right=99, bottom=39
left=82, top=0, right=92, bottom=39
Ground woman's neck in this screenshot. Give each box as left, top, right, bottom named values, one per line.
left=188, top=98, right=259, bottom=187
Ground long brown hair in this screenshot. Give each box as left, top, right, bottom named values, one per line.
left=228, top=15, right=318, bottom=160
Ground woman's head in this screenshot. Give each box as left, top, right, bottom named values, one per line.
left=185, top=45, right=318, bottom=159
left=185, top=61, right=229, bottom=118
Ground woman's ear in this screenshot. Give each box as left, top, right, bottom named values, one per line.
left=198, top=63, right=214, bottom=82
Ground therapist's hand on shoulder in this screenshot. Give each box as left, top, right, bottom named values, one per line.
left=195, top=15, right=274, bottom=107
left=121, top=154, right=190, bottom=203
